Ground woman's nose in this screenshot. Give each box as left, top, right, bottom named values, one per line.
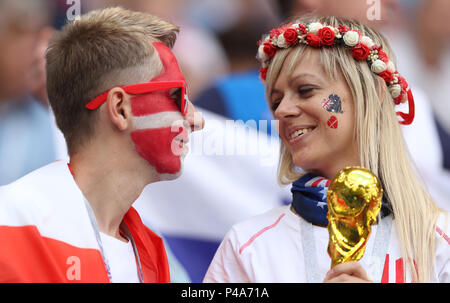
left=273, top=95, right=302, bottom=120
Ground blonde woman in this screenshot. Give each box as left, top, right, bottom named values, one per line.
left=204, top=16, right=449, bottom=283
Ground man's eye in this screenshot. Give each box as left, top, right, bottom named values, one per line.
left=169, top=88, right=182, bottom=109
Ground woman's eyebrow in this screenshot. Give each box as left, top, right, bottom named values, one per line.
left=288, top=73, right=323, bottom=87
left=270, top=88, right=282, bottom=99
left=270, top=73, right=324, bottom=97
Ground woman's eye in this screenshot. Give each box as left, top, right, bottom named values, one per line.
left=298, top=87, right=314, bottom=95
left=271, top=100, right=281, bottom=111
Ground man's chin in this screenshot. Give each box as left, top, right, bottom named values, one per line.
left=143, top=149, right=187, bottom=182
left=157, top=156, right=185, bottom=181
left=158, top=167, right=183, bottom=181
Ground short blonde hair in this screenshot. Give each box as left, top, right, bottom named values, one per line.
left=46, top=7, right=179, bottom=155
left=264, top=16, right=442, bottom=282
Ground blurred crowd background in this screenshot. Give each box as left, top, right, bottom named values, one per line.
left=1, top=0, right=450, bottom=282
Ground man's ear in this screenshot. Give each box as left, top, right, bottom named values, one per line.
left=105, top=87, right=132, bottom=131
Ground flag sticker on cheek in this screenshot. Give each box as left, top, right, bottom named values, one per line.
left=327, top=116, right=338, bottom=129
left=321, top=94, right=344, bottom=114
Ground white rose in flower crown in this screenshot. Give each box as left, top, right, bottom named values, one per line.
left=308, top=22, right=323, bottom=34
left=343, top=30, right=360, bottom=47
left=387, top=60, right=396, bottom=73
left=277, top=34, right=288, bottom=48
left=371, top=59, right=387, bottom=74
left=258, top=44, right=269, bottom=62
left=360, top=36, right=375, bottom=48
left=389, top=84, right=402, bottom=98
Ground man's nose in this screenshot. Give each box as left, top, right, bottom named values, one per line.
left=185, top=101, right=205, bottom=132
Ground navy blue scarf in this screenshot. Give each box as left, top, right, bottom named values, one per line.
left=291, top=173, right=331, bottom=226
left=291, top=173, right=392, bottom=226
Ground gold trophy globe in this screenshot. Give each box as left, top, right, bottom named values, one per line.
left=326, top=166, right=382, bottom=267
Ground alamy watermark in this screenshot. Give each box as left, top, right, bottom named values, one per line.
left=64, top=1, right=382, bottom=26
left=66, top=0, right=81, bottom=21
left=170, top=115, right=281, bottom=168
left=367, top=0, right=381, bottom=21
left=66, top=255, right=81, bottom=280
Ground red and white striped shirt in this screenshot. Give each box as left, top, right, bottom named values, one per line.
left=0, top=161, right=170, bottom=283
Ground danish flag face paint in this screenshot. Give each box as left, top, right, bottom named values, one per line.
left=129, top=42, right=190, bottom=175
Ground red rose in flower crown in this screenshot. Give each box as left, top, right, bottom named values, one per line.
left=378, top=50, right=389, bottom=63
left=378, top=70, right=394, bottom=83
left=269, top=28, right=281, bottom=39
left=352, top=43, right=370, bottom=60
left=394, top=94, right=405, bottom=105
left=393, top=76, right=408, bottom=104
left=283, top=28, right=299, bottom=45
left=297, top=24, right=307, bottom=34
left=318, top=27, right=335, bottom=46
left=263, top=42, right=277, bottom=58
left=306, top=33, right=322, bottom=47
left=259, top=67, right=268, bottom=80
left=398, top=76, right=408, bottom=91
left=338, top=25, right=350, bottom=34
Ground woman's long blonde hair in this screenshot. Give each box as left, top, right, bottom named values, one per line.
left=264, top=16, right=442, bottom=282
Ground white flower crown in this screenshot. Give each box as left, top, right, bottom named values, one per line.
left=256, top=22, right=415, bottom=125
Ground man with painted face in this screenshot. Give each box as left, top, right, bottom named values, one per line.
left=0, top=7, right=204, bottom=282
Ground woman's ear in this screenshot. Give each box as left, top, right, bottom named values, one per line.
left=106, top=87, right=132, bottom=131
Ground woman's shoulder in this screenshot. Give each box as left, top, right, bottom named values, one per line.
left=231, top=205, right=290, bottom=232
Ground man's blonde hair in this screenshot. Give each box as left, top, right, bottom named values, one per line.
left=46, top=7, right=179, bottom=155
left=265, top=16, right=443, bottom=282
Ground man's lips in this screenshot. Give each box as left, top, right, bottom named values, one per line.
left=173, top=126, right=189, bottom=144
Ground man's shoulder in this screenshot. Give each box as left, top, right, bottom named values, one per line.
left=0, top=160, right=101, bottom=252
left=0, top=161, right=76, bottom=223
left=1, top=161, right=65, bottom=197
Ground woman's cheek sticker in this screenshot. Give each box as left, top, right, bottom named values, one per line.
left=321, top=94, right=344, bottom=114
left=322, top=94, right=342, bottom=129
left=327, top=116, right=338, bottom=129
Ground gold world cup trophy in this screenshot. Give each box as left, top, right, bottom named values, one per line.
left=326, top=166, right=383, bottom=267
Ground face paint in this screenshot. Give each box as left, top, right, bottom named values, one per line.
left=130, top=126, right=185, bottom=174
left=327, top=115, right=338, bottom=129
left=130, top=42, right=188, bottom=174
left=321, top=94, right=344, bottom=114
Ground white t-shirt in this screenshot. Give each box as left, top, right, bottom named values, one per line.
left=99, top=233, right=140, bottom=283
left=204, top=206, right=450, bottom=283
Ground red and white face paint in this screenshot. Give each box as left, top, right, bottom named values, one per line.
left=129, top=42, right=189, bottom=175
left=84, top=42, right=190, bottom=175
